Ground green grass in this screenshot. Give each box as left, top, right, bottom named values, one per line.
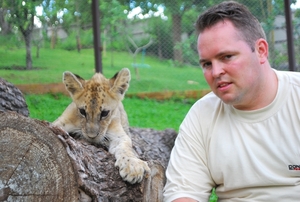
left=25, top=93, right=195, bottom=131
left=0, top=46, right=209, bottom=93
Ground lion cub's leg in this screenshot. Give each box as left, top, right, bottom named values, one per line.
left=107, top=122, right=150, bottom=184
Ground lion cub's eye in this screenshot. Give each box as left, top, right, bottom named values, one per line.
left=100, top=110, right=109, bottom=119
left=79, top=108, right=87, bottom=117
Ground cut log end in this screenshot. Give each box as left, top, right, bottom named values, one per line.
left=0, top=111, right=78, bottom=201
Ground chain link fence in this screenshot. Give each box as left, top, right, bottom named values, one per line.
left=1, top=0, right=300, bottom=90
left=118, top=0, right=299, bottom=71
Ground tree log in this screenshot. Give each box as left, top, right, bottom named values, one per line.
left=0, top=111, right=177, bottom=201
left=0, top=78, right=29, bottom=117
left=0, top=77, right=177, bottom=201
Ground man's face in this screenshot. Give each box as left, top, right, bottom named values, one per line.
left=197, top=20, right=264, bottom=110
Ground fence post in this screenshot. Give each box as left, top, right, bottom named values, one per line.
left=92, top=0, right=102, bottom=73
left=284, top=0, right=296, bottom=71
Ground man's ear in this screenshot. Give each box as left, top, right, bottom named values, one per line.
left=63, top=71, right=85, bottom=99
left=109, top=68, right=131, bottom=100
left=256, top=38, right=269, bottom=64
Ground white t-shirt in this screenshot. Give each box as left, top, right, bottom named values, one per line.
left=163, top=70, right=300, bottom=202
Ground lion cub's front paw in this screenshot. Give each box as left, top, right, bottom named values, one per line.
left=115, top=156, right=150, bottom=184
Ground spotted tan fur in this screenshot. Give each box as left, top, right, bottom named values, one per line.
left=53, top=68, right=150, bottom=184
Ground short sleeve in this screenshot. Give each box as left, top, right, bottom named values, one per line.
left=163, top=102, right=215, bottom=202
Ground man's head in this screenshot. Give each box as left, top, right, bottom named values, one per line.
left=195, top=1, right=266, bottom=52
left=196, top=1, right=276, bottom=110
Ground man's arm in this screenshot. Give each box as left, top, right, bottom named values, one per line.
left=163, top=101, right=215, bottom=202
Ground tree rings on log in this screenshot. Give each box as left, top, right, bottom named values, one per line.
left=0, top=111, right=78, bottom=201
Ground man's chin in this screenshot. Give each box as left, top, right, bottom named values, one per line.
left=218, top=95, right=238, bottom=106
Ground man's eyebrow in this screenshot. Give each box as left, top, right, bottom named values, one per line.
left=199, top=58, right=208, bottom=64
left=199, top=51, right=235, bottom=64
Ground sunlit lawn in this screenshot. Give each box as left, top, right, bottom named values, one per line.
left=0, top=47, right=209, bottom=94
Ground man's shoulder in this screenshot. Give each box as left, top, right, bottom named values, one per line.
left=194, top=91, right=222, bottom=108
left=189, top=91, right=224, bottom=119
left=276, top=69, right=300, bottom=86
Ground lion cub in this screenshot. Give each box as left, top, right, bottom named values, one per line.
left=53, top=68, right=150, bottom=184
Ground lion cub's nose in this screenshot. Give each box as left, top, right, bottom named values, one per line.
left=86, top=133, right=98, bottom=138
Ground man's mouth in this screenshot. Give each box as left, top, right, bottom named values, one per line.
left=218, top=82, right=230, bottom=87
left=219, top=83, right=228, bottom=87
left=217, top=82, right=232, bottom=91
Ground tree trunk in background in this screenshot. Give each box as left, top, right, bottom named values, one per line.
left=51, top=27, right=57, bottom=49
left=19, top=15, right=34, bottom=70
left=24, top=31, right=33, bottom=70
left=0, top=8, right=12, bottom=35
left=172, top=14, right=183, bottom=63
left=75, top=0, right=82, bottom=53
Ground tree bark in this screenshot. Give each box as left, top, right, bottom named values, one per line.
left=24, top=31, right=33, bottom=70
left=19, top=12, right=34, bottom=70
left=0, top=111, right=177, bottom=202
left=0, top=78, right=29, bottom=117
left=172, top=14, right=183, bottom=63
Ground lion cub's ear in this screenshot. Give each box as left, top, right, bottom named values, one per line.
left=63, top=71, right=85, bottom=99
left=109, top=68, right=131, bottom=100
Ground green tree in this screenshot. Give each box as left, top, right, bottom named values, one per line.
left=2, top=0, right=43, bottom=69
left=100, top=0, right=128, bottom=66
left=39, top=0, right=71, bottom=49
left=0, top=2, right=12, bottom=35
left=1, top=0, right=69, bottom=69
left=48, top=0, right=127, bottom=53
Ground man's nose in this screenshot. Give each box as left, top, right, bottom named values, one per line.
left=212, top=62, right=225, bottom=78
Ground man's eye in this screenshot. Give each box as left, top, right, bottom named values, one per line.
left=224, top=55, right=232, bottom=59
left=201, top=62, right=212, bottom=69
left=79, top=108, right=86, bottom=117
left=100, top=110, right=109, bottom=119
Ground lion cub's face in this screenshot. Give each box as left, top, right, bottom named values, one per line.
left=63, top=68, right=130, bottom=142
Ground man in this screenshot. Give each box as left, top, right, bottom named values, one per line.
left=163, top=1, right=300, bottom=202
